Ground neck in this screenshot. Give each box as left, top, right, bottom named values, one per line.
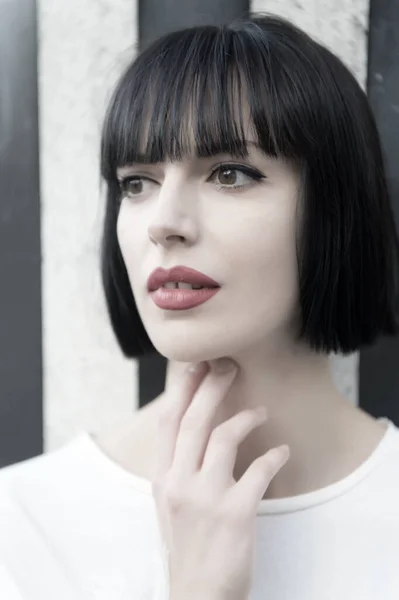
left=165, top=342, right=381, bottom=499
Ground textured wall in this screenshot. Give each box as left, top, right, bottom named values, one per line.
left=39, top=1, right=369, bottom=451
left=251, top=0, right=369, bottom=84
left=251, top=0, right=370, bottom=406
left=38, top=1, right=138, bottom=450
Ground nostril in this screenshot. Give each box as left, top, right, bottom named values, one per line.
left=166, top=234, right=185, bottom=242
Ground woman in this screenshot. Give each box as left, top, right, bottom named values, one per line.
left=0, top=12, right=399, bottom=600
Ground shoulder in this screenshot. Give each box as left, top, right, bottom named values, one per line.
left=0, top=436, right=86, bottom=520
left=0, top=450, right=61, bottom=561
left=0, top=565, right=25, bottom=600
left=366, top=419, right=399, bottom=513
left=0, top=449, right=54, bottom=499
left=0, top=393, right=164, bottom=499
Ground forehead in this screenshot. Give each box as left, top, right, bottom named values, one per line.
left=101, top=44, right=301, bottom=182
left=133, top=87, right=255, bottom=152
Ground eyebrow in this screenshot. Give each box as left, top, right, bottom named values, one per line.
left=116, top=140, right=268, bottom=177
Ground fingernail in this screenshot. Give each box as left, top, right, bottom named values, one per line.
left=212, top=358, right=237, bottom=374
left=277, top=445, right=290, bottom=460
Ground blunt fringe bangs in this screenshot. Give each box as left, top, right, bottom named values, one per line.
left=100, top=12, right=399, bottom=358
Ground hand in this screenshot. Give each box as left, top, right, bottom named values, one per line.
left=152, top=359, right=290, bottom=600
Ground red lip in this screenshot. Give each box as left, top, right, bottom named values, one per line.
left=147, top=266, right=220, bottom=292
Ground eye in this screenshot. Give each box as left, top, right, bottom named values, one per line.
left=118, top=176, right=155, bottom=200
left=209, top=164, right=265, bottom=192
left=117, top=163, right=266, bottom=200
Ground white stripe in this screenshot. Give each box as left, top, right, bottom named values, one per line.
left=37, top=0, right=140, bottom=451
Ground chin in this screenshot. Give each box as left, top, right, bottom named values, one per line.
left=146, top=328, right=233, bottom=363
left=152, top=340, right=224, bottom=363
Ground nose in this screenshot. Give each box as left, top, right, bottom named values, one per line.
left=148, top=178, right=199, bottom=249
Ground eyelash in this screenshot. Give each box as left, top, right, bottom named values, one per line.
left=117, top=164, right=265, bottom=200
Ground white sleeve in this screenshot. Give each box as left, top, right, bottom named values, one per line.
left=0, top=565, right=26, bottom=600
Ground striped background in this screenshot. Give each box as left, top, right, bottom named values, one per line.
left=0, top=0, right=398, bottom=467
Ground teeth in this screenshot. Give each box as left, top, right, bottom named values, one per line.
left=163, top=282, right=204, bottom=290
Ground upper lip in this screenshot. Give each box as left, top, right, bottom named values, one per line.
left=147, top=266, right=221, bottom=291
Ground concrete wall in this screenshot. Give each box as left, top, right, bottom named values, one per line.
left=38, top=1, right=138, bottom=450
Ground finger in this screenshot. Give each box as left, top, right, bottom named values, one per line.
left=171, top=359, right=238, bottom=475
left=229, top=445, right=290, bottom=515
left=155, top=362, right=209, bottom=478
left=200, top=407, right=268, bottom=489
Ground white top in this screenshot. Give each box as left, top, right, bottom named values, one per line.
left=0, top=416, right=398, bottom=600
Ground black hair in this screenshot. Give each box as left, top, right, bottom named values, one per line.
left=100, top=12, right=399, bottom=358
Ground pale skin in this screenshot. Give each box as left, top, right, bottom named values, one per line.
left=96, top=357, right=385, bottom=502
left=94, top=120, right=388, bottom=597
left=153, top=359, right=290, bottom=600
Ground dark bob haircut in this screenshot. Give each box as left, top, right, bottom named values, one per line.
left=100, top=12, right=399, bottom=358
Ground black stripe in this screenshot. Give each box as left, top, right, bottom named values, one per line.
left=0, top=0, right=43, bottom=466
left=138, top=0, right=249, bottom=407
left=359, top=0, right=399, bottom=424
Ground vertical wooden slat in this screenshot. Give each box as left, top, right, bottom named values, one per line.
left=359, top=0, right=399, bottom=425
left=0, top=0, right=43, bottom=466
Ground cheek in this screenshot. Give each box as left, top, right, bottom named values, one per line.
left=226, top=205, right=299, bottom=326
left=116, top=205, right=144, bottom=290
left=229, top=205, right=297, bottom=278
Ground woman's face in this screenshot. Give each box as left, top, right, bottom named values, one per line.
left=116, top=138, right=301, bottom=363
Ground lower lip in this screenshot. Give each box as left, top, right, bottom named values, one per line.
left=150, top=287, right=221, bottom=310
